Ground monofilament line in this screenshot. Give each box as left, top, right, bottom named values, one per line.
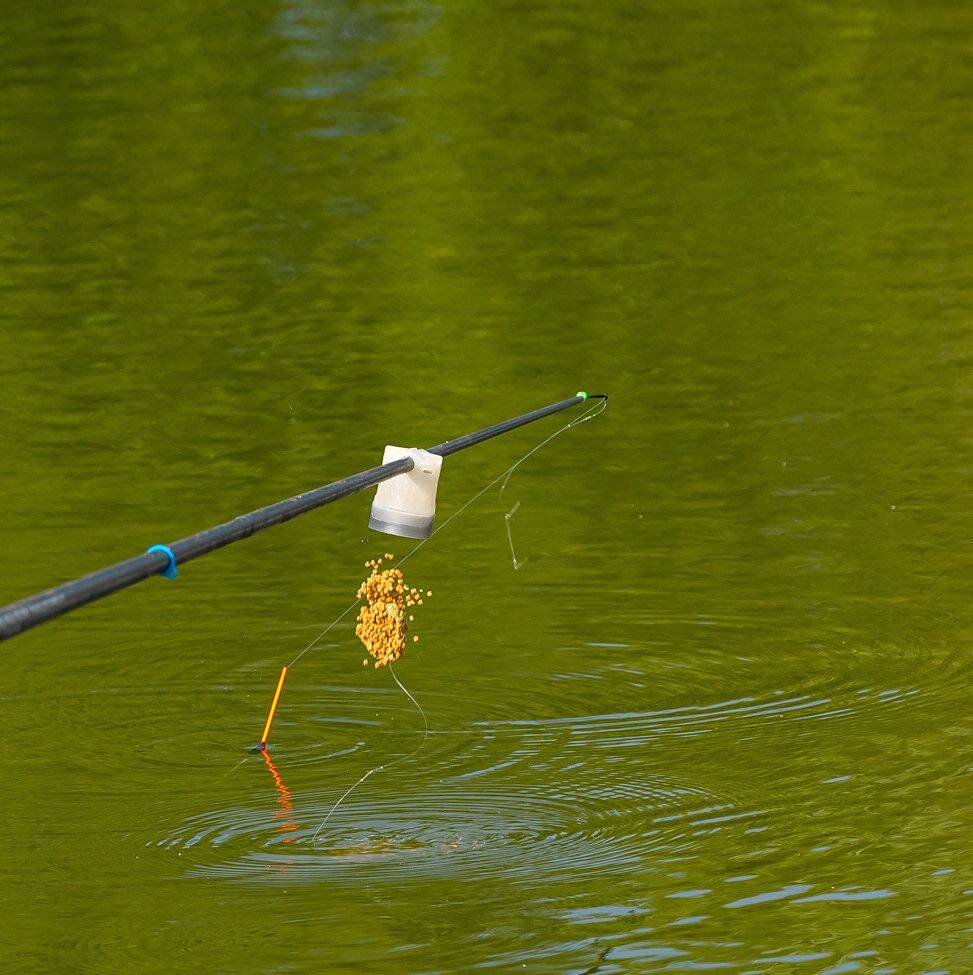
left=307, top=397, right=606, bottom=843
left=504, top=501, right=523, bottom=570
left=286, top=598, right=360, bottom=670
left=498, top=395, right=607, bottom=570
left=288, top=396, right=607, bottom=671
left=395, top=395, right=608, bottom=572
left=310, top=661, right=428, bottom=843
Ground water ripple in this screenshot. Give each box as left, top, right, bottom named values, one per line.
left=159, top=771, right=735, bottom=886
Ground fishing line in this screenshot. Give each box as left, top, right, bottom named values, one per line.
left=1, top=393, right=603, bottom=643
left=304, top=396, right=607, bottom=842
left=237, top=397, right=606, bottom=770
left=286, top=599, right=361, bottom=670
left=498, top=394, right=607, bottom=569
left=504, top=501, right=523, bottom=570
left=286, top=395, right=607, bottom=672
left=309, top=661, right=428, bottom=843
left=396, top=394, right=607, bottom=571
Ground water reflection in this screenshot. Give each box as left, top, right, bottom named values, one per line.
left=261, top=749, right=299, bottom=843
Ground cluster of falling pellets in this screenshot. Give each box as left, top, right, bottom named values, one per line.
left=356, top=555, right=431, bottom=668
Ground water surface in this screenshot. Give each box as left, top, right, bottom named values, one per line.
left=0, top=0, right=969, bottom=972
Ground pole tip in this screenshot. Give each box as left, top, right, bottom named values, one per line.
left=576, top=390, right=589, bottom=401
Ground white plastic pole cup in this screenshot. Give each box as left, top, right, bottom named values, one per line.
left=368, top=446, right=444, bottom=539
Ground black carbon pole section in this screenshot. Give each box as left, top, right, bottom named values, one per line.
left=0, top=457, right=415, bottom=642
left=427, top=394, right=586, bottom=457
left=0, top=393, right=598, bottom=642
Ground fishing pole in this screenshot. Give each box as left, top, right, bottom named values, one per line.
left=0, top=391, right=607, bottom=642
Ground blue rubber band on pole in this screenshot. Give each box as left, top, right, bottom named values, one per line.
left=146, top=544, right=178, bottom=580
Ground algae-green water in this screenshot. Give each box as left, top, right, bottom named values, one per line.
left=0, top=1, right=969, bottom=972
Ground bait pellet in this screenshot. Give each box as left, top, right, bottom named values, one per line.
left=355, top=556, right=430, bottom=668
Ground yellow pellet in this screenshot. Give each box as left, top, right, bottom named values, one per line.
left=354, top=557, right=428, bottom=669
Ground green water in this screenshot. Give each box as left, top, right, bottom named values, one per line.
left=1, top=0, right=970, bottom=971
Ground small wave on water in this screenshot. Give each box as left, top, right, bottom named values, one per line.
left=154, top=670, right=761, bottom=883
left=158, top=774, right=729, bottom=885
left=153, top=674, right=891, bottom=884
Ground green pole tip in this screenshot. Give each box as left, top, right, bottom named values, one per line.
left=575, top=390, right=589, bottom=401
